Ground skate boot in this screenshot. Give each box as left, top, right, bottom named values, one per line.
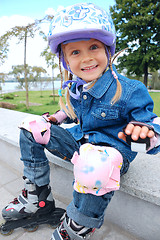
left=0, top=176, right=65, bottom=235
left=2, top=176, right=55, bottom=220
left=51, top=214, right=95, bottom=240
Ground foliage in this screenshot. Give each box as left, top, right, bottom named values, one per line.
left=40, top=29, right=58, bottom=102
left=0, top=72, right=7, bottom=83
left=32, top=66, right=47, bottom=97
left=0, top=15, right=53, bottom=108
left=0, top=21, right=41, bottom=108
left=110, top=0, right=160, bottom=86
left=2, top=93, right=14, bottom=99
left=40, top=31, right=57, bottom=69
left=32, top=66, right=47, bottom=77
left=0, top=34, right=9, bottom=65
left=0, top=73, right=8, bottom=93
left=9, top=64, right=47, bottom=91
left=9, top=64, right=32, bottom=85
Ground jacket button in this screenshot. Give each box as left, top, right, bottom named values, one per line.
left=101, top=112, right=106, bottom=117
left=83, top=95, right=87, bottom=100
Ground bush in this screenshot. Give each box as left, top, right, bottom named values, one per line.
left=3, top=93, right=14, bottom=100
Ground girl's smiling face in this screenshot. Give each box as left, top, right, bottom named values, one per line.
left=62, top=39, right=108, bottom=82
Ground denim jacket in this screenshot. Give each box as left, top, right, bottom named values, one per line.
left=66, top=65, right=160, bottom=162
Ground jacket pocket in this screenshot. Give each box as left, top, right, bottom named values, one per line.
left=91, top=106, right=119, bottom=121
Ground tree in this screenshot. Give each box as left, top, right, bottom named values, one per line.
left=9, top=65, right=47, bottom=93
left=0, top=16, right=50, bottom=108
left=150, top=70, right=160, bottom=89
left=0, top=73, right=7, bottom=94
left=0, top=34, right=9, bottom=66
left=9, top=64, right=33, bottom=88
left=40, top=31, right=58, bottom=103
left=32, top=66, right=47, bottom=97
left=110, top=0, right=160, bottom=86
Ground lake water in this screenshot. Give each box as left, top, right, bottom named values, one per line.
left=0, top=81, right=61, bottom=93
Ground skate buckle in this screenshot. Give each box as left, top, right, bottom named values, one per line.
left=39, top=201, right=46, bottom=208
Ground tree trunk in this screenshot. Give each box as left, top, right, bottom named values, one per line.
left=24, top=30, right=29, bottom=109
left=143, top=62, right=148, bottom=87
left=52, top=65, right=55, bottom=103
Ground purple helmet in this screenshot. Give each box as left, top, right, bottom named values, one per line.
left=48, top=3, right=116, bottom=70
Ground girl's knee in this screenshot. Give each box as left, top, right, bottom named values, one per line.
left=71, top=143, right=123, bottom=196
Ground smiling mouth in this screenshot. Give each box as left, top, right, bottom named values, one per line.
left=82, top=65, right=98, bottom=71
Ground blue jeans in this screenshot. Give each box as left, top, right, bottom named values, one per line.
left=20, top=125, right=130, bottom=228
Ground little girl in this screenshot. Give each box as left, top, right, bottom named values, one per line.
left=2, top=3, right=160, bottom=240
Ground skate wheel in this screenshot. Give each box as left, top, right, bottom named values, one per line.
left=0, top=228, right=14, bottom=236
left=0, top=221, right=14, bottom=236
left=24, top=225, right=39, bottom=232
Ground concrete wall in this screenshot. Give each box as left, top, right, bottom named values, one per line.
left=0, top=108, right=160, bottom=240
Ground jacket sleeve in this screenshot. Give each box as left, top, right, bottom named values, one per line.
left=122, top=81, right=160, bottom=154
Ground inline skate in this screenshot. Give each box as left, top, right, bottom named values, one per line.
left=0, top=176, right=65, bottom=235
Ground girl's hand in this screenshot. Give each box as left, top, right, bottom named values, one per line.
left=118, top=123, right=155, bottom=142
left=48, top=115, right=57, bottom=122
left=48, top=115, right=58, bottom=124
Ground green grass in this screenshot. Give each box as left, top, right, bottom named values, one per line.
left=0, top=90, right=159, bottom=116
left=0, top=91, right=63, bottom=115
left=149, top=92, right=160, bottom=116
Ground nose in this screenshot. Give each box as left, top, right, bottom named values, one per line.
left=81, top=52, right=93, bottom=63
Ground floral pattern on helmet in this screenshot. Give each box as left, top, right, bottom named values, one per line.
left=49, top=3, right=115, bottom=36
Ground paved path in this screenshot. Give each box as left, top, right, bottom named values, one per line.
left=0, top=159, right=140, bottom=240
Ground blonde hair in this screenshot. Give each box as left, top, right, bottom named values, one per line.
left=108, top=47, right=122, bottom=104
left=58, top=51, right=77, bottom=119
left=58, top=47, right=125, bottom=119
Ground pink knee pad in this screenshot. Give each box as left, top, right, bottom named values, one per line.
left=71, top=143, right=123, bottom=196
left=19, top=114, right=51, bottom=145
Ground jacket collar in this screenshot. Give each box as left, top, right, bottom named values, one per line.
left=87, top=65, right=117, bottom=99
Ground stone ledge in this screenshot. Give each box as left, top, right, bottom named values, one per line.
left=0, top=108, right=160, bottom=206
left=1, top=108, right=160, bottom=240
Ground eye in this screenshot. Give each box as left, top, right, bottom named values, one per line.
left=90, top=44, right=98, bottom=50
left=72, top=50, right=80, bottom=55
